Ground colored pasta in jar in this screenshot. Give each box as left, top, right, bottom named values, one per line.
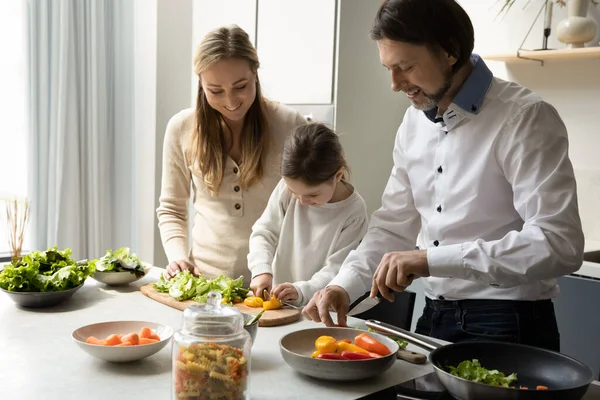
left=173, top=342, right=249, bottom=400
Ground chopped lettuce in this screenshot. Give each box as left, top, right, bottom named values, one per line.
left=0, top=246, right=96, bottom=292
left=95, top=247, right=145, bottom=277
left=447, top=359, right=517, bottom=387
left=153, top=271, right=249, bottom=305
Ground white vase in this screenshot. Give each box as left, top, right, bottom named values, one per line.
left=557, top=0, right=597, bottom=48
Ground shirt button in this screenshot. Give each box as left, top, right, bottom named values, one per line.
left=233, top=167, right=239, bottom=174
left=433, top=240, right=439, bottom=246
left=437, top=205, right=442, bottom=212
left=234, top=185, right=240, bottom=192
left=234, top=203, right=241, bottom=210
left=437, top=166, right=443, bottom=173
left=438, top=295, right=445, bottom=301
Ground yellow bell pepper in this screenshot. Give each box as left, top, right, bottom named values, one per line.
left=263, top=297, right=281, bottom=310
left=335, top=341, right=370, bottom=354
left=315, top=336, right=338, bottom=354
left=243, top=296, right=264, bottom=308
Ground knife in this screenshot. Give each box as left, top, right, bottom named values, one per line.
left=347, top=296, right=380, bottom=316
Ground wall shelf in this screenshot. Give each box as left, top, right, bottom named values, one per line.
left=482, top=47, right=600, bottom=63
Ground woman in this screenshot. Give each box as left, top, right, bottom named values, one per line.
left=157, top=25, right=306, bottom=285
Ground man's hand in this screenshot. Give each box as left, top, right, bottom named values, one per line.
left=302, top=285, right=350, bottom=327
left=250, top=273, right=273, bottom=299
left=164, top=260, right=199, bottom=279
left=371, top=250, right=430, bottom=301
left=271, top=283, right=299, bottom=303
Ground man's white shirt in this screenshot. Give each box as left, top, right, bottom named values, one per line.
left=328, top=55, right=584, bottom=303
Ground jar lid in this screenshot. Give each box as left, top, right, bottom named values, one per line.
left=181, top=291, right=245, bottom=336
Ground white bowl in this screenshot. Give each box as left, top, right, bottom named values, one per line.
left=92, top=269, right=148, bottom=286
left=72, top=320, right=174, bottom=362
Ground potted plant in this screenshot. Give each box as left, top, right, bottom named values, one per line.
left=4, top=198, right=29, bottom=263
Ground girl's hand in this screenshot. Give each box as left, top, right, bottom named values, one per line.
left=250, top=273, right=273, bottom=299
left=164, top=260, right=199, bottom=279
left=272, top=283, right=299, bottom=303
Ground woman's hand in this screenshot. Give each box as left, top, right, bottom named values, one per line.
left=250, top=273, right=273, bottom=299
left=164, top=260, right=199, bottom=279
left=272, top=283, right=299, bottom=303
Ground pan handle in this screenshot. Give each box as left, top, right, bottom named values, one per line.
left=365, top=320, right=442, bottom=352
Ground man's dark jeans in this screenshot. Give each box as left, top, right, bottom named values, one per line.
left=415, top=297, right=560, bottom=352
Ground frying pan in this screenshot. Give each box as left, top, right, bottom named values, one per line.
left=366, top=320, right=594, bottom=400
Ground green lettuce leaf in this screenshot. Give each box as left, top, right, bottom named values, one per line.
left=95, top=247, right=145, bottom=277
left=447, top=359, right=517, bottom=387
left=153, top=271, right=249, bottom=305
left=0, top=246, right=96, bottom=292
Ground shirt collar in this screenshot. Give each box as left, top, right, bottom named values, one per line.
left=422, top=54, right=493, bottom=123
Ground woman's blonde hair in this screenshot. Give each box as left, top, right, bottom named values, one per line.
left=187, top=25, right=269, bottom=196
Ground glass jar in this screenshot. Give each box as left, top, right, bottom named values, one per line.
left=172, top=291, right=251, bottom=400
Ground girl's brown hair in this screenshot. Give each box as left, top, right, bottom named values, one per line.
left=281, top=123, right=349, bottom=186
left=187, top=25, right=269, bottom=196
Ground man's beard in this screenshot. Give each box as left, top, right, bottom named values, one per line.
left=411, top=70, right=453, bottom=111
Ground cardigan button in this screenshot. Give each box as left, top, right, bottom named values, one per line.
left=234, top=203, right=241, bottom=210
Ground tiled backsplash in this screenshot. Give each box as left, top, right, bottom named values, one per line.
left=574, top=169, right=600, bottom=247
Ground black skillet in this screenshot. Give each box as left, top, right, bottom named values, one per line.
left=366, top=320, right=594, bottom=400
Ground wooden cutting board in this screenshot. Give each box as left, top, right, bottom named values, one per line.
left=140, top=284, right=301, bottom=327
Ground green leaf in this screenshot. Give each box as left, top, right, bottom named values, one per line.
left=447, top=359, right=518, bottom=387
left=152, top=272, right=250, bottom=306
left=0, top=246, right=96, bottom=292
left=95, top=247, right=145, bottom=275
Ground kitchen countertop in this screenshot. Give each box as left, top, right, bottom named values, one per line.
left=0, top=268, right=434, bottom=400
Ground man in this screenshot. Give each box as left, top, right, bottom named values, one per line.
left=302, top=0, right=583, bottom=351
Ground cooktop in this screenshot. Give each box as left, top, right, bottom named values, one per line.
left=355, top=372, right=600, bottom=400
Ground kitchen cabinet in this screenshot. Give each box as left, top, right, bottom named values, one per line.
left=190, top=0, right=258, bottom=102
left=191, top=0, right=257, bottom=47
left=554, top=274, right=600, bottom=380
left=190, top=0, right=337, bottom=106
left=256, top=0, right=336, bottom=104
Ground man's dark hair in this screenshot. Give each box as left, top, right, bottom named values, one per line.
left=371, top=0, right=474, bottom=72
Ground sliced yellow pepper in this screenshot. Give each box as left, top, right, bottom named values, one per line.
left=263, top=297, right=281, bottom=310
left=335, top=341, right=370, bottom=354
left=243, top=296, right=264, bottom=308
left=315, top=336, right=338, bottom=354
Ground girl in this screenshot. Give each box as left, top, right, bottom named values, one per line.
left=248, top=123, right=368, bottom=306
left=157, top=25, right=306, bottom=284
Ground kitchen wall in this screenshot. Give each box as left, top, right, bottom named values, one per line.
left=335, top=0, right=411, bottom=214
left=132, top=0, right=194, bottom=267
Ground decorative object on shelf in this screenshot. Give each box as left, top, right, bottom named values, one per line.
left=557, top=0, right=598, bottom=48
left=543, top=0, right=554, bottom=49
left=4, top=198, right=29, bottom=262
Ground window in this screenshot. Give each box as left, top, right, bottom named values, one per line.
left=0, top=0, right=29, bottom=259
